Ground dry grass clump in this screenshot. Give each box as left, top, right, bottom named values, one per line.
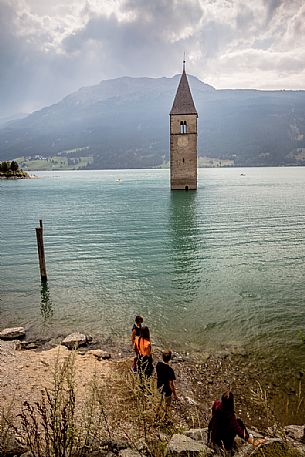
left=9, top=352, right=178, bottom=457
left=18, top=351, right=84, bottom=456
left=14, top=350, right=116, bottom=457
left=97, top=360, right=179, bottom=455
left=0, top=403, right=14, bottom=455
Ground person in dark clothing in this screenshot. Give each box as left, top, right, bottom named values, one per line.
left=131, top=315, right=143, bottom=372
left=131, top=315, right=144, bottom=343
left=208, top=391, right=253, bottom=455
left=156, top=350, right=177, bottom=409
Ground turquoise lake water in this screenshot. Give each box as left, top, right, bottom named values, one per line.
left=1, top=168, right=305, bottom=372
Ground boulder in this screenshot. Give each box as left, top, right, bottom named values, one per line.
left=61, top=333, right=88, bottom=349
left=99, top=439, right=129, bottom=453
left=119, top=449, right=141, bottom=457
left=184, top=428, right=208, bottom=443
left=88, top=349, right=111, bottom=360
left=284, top=425, right=305, bottom=441
left=166, top=433, right=214, bottom=456
left=0, top=327, right=25, bottom=340
left=109, top=440, right=129, bottom=452
left=16, top=341, right=39, bottom=350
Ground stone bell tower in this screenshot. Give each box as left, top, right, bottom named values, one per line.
left=170, top=61, right=198, bottom=190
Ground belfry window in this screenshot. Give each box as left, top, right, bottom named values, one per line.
left=180, top=121, right=187, bottom=134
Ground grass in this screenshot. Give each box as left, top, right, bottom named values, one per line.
left=18, top=351, right=78, bottom=457
left=3, top=351, right=305, bottom=457
left=11, top=352, right=178, bottom=457
left=16, top=350, right=115, bottom=457
left=0, top=402, right=15, bottom=455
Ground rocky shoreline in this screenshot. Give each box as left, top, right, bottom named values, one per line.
left=0, top=174, right=33, bottom=179
left=1, top=327, right=305, bottom=456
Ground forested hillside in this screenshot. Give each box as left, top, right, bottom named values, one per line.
left=0, top=75, right=304, bottom=168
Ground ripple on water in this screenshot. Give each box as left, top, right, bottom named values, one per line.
left=0, top=168, right=305, bottom=363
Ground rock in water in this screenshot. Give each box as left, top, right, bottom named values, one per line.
left=0, top=327, right=25, bottom=340
left=61, top=333, right=88, bottom=349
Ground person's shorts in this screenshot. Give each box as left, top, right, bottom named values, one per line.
left=164, top=394, right=172, bottom=406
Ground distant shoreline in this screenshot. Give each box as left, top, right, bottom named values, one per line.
left=22, top=164, right=305, bottom=172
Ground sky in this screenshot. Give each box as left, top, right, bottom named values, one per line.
left=1, top=0, right=305, bottom=118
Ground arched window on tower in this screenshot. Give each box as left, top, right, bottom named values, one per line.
left=180, top=121, right=188, bottom=134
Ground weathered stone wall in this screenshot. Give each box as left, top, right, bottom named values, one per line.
left=170, top=114, right=197, bottom=190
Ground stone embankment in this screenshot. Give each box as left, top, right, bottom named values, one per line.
left=1, top=327, right=305, bottom=456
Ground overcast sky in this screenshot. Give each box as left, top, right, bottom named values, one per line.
left=1, top=0, right=305, bottom=117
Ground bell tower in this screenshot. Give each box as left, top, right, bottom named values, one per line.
left=170, top=60, right=198, bottom=190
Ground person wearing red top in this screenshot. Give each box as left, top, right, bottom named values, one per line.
left=208, top=391, right=252, bottom=455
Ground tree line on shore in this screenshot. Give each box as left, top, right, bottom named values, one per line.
left=0, top=160, right=28, bottom=177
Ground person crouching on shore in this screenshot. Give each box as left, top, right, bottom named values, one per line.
left=208, top=391, right=253, bottom=455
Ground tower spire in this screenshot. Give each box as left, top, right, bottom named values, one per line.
left=169, top=58, right=198, bottom=191
left=170, top=57, right=197, bottom=116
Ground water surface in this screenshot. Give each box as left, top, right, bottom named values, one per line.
left=1, top=168, right=305, bottom=373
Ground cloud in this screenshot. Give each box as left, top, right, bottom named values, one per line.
left=0, top=0, right=305, bottom=118
left=62, top=0, right=203, bottom=76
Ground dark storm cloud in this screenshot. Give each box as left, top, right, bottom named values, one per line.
left=63, top=0, right=203, bottom=77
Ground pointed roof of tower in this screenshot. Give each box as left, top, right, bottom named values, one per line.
left=170, top=62, right=197, bottom=116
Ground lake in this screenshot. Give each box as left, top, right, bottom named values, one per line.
left=1, top=168, right=305, bottom=375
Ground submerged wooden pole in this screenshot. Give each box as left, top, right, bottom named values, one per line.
left=36, top=219, right=47, bottom=282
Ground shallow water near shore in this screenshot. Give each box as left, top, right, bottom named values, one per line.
left=1, top=167, right=305, bottom=416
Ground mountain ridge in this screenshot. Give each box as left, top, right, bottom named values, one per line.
left=0, top=75, right=305, bottom=168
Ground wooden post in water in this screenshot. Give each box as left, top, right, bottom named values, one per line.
left=36, top=219, right=47, bottom=282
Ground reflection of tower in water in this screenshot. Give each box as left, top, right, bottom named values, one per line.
left=40, top=282, right=54, bottom=321
left=169, top=191, right=201, bottom=303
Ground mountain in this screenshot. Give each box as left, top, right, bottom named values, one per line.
left=0, top=75, right=305, bottom=168
left=0, top=112, right=29, bottom=129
